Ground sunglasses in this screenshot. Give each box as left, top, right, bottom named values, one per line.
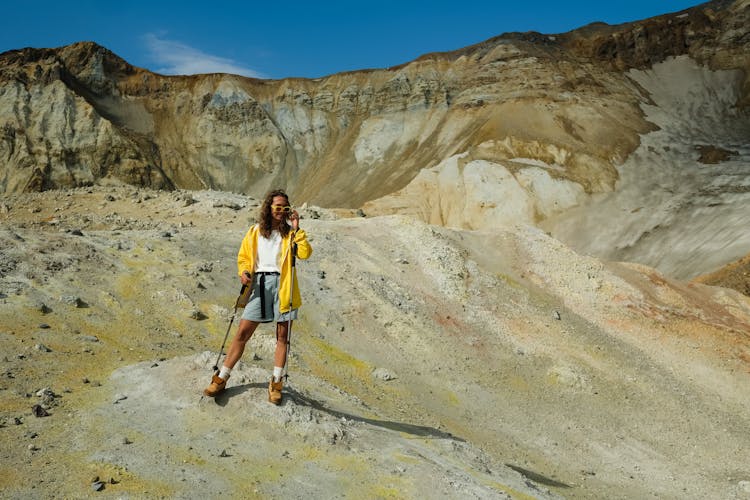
left=271, top=205, right=292, bottom=213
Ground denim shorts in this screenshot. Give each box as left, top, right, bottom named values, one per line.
left=240, top=272, right=298, bottom=323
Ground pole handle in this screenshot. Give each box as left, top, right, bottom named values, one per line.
left=290, top=230, right=298, bottom=267
left=234, top=282, right=250, bottom=308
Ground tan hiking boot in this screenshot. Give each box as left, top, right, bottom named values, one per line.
left=268, top=378, right=283, bottom=405
left=204, top=374, right=228, bottom=397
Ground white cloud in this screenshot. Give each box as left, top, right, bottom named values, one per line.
left=142, top=33, right=265, bottom=78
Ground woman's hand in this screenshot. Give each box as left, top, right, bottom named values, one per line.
left=289, top=210, right=300, bottom=231
left=240, top=270, right=252, bottom=285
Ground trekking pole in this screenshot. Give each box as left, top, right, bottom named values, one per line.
left=283, top=234, right=297, bottom=382
left=211, top=282, right=248, bottom=373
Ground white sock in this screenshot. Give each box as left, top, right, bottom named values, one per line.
left=219, top=366, right=232, bottom=380
left=272, top=366, right=283, bottom=382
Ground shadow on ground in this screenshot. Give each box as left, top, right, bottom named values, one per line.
left=213, top=382, right=266, bottom=406
left=210, top=381, right=462, bottom=441
left=286, top=386, right=463, bottom=441
left=506, top=464, right=571, bottom=489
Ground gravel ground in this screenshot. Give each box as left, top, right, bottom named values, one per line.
left=1, top=186, right=749, bottom=499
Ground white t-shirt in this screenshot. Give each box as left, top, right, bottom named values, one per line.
left=256, top=230, right=282, bottom=272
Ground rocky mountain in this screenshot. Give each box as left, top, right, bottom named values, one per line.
left=1, top=1, right=749, bottom=284
left=1, top=1, right=750, bottom=498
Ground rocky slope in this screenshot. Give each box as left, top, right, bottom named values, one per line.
left=2, top=1, right=750, bottom=498
left=538, top=55, right=750, bottom=280
left=1, top=187, right=749, bottom=499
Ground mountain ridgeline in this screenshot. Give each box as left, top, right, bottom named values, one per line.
left=1, top=0, right=747, bottom=206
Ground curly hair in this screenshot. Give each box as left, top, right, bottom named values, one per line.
left=258, top=189, right=291, bottom=238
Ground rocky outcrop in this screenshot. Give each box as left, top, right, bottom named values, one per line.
left=694, top=250, right=750, bottom=296
left=0, top=44, right=169, bottom=192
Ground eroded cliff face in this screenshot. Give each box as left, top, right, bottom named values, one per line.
left=3, top=1, right=746, bottom=209
left=0, top=44, right=166, bottom=193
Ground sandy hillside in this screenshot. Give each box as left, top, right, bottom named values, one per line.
left=542, top=56, right=750, bottom=281
left=362, top=55, right=750, bottom=282
left=1, top=187, right=749, bottom=499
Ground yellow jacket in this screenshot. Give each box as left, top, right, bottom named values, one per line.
left=237, top=224, right=312, bottom=313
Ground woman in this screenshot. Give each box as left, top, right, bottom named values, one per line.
left=204, top=189, right=312, bottom=404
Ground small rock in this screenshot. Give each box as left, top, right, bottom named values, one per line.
left=190, top=309, right=208, bottom=320
left=61, top=296, right=88, bottom=308
left=219, top=449, right=230, bottom=457
left=80, top=335, right=99, bottom=343
left=39, top=323, right=51, bottom=329
left=28, top=444, right=39, bottom=451
left=39, top=303, right=53, bottom=314
left=553, top=311, right=561, bottom=320
left=696, top=144, right=737, bottom=164
left=122, top=437, right=132, bottom=445
left=36, top=388, right=55, bottom=398
left=34, top=343, right=52, bottom=352
left=113, top=394, right=127, bottom=404
left=372, top=367, right=396, bottom=381
left=197, top=262, right=213, bottom=273
left=32, top=404, right=49, bottom=417
left=70, top=229, right=84, bottom=236
left=212, top=201, right=242, bottom=210
left=92, top=481, right=105, bottom=491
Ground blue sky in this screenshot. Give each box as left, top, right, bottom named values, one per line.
left=2, top=1, right=703, bottom=79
